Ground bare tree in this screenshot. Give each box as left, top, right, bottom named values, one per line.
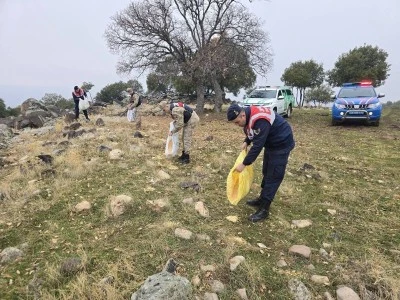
left=105, top=0, right=272, bottom=113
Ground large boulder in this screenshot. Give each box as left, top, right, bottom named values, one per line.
left=0, top=124, right=14, bottom=149
left=131, top=271, right=192, bottom=300
left=14, top=115, right=44, bottom=129
left=20, top=98, right=49, bottom=116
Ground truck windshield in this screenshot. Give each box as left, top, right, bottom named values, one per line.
left=338, top=87, right=376, bottom=98
left=248, top=90, right=277, bottom=98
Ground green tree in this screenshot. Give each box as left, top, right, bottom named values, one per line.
left=217, top=41, right=257, bottom=96
left=0, top=98, right=7, bottom=118
left=281, top=60, right=324, bottom=107
left=96, top=81, right=143, bottom=103
left=146, top=58, right=181, bottom=93
left=105, top=0, right=272, bottom=114
left=327, top=45, right=390, bottom=87
left=41, top=93, right=73, bottom=109
left=127, top=79, right=144, bottom=94
left=81, top=82, right=95, bottom=99
left=147, top=73, right=171, bottom=93
left=304, top=84, right=334, bottom=107
left=0, top=98, right=20, bottom=117
left=81, top=82, right=94, bottom=92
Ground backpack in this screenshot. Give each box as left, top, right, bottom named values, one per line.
left=136, top=95, right=143, bottom=107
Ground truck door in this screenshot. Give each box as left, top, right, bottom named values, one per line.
left=277, top=89, right=285, bottom=114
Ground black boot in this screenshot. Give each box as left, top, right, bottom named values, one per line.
left=246, top=197, right=261, bottom=207
left=180, top=153, right=190, bottom=164
left=248, top=207, right=269, bottom=222
left=177, top=151, right=185, bottom=161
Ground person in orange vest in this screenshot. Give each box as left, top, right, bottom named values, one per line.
left=72, top=85, right=90, bottom=121
left=227, top=103, right=295, bottom=222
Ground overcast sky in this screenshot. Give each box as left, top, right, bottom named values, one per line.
left=0, top=0, right=399, bottom=107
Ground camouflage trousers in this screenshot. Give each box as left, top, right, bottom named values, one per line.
left=134, top=107, right=142, bottom=130
left=181, top=111, right=199, bottom=154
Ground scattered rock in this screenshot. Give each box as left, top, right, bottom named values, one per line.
left=147, top=198, right=170, bottom=212
left=179, top=181, right=201, bottom=192
left=200, top=265, right=215, bottom=272
left=327, top=209, right=337, bottom=215
left=74, top=201, right=91, bottom=212
left=277, top=259, right=288, bottom=268
left=59, top=257, right=83, bottom=276
left=236, top=288, right=249, bottom=300
left=157, top=170, right=171, bottom=180
left=174, top=228, right=193, bottom=240
left=257, top=243, right=267, bottom=249
left=133, top=131, right=144, bottom=138
left=192, top=275, right=201, bottom=286
left=203, top=292, right=218, bottom=300
left=229, top=255, right=245, bottom=271
left=99, top=145, right=112, bottom=152
left=67, top=123, right=82, bottom=130
left=210, top=280, right=225, bottom=293
left=163, top=258, right=177, bottom=273
left=319, top=248, right=330, bottom=260
left=226, top=215, right=238, bottom=223
left=0, top=247, right=23, bottom=264
left=288, top=279, right=311, bottom=300
left=95, top=118, right=105, bottom=126
left=195, top=201, right=209, bottom=217
left=196, top=234, right=211, bottom=241
left=311, top=275, right=330, bottom=285
left=289, top=245, right=311, bottom=258
left=131, top=270, right=192, bottom=300
left=109, top=195, right=133, bottom=217
left=291, top=219, right=313, bottom=228
left=336, top=286, right=360, bottom=300
left=109, top=149, right=124, bottom=160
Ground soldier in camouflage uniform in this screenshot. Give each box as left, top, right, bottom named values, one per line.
left=126, top=88, right=142, bottom=130
left=159, top=101, right=200, bottom=164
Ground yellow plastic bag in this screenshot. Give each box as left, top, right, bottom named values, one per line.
left=226, top=150, right=254, bottom=205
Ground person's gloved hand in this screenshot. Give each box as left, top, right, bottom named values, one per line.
left=80, top=96, right=84, bottom=100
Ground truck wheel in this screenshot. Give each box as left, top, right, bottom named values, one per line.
left=285, top=105, right=293, bottom=118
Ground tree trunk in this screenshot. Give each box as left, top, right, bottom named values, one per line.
left=300, top=88, right=304, bottom=107
left=295, top=88, right=301, bottom=107
left=211, top=74, right=223, bottom=113
left=195, top=82, right=205, bottom=114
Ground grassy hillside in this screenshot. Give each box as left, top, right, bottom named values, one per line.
left=1, top=104, right=399, bottom=299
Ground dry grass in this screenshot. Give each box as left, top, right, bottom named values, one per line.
left=0, top=104, right=399, bottom=299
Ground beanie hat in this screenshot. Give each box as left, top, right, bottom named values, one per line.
left=227, top=103, right=242, bottom=121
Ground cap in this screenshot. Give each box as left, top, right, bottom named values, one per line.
left=227, top=104, right=242, bottom=121
left=74, top=86, right=79, bottom=90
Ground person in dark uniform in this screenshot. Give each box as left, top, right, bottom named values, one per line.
left=227, top=103, right=295, bottom=222
left=72, top=85, right=90, bottom=121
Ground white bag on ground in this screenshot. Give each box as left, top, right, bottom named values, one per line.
left=165, top=121, right=179, bottom=157
left=127, top=108, right=136, bottom=122
left=79, top=99, right=90, bottom=111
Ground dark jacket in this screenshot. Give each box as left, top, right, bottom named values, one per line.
left=72, top=88, right=87, bottom=101
left=243, top=106, right=295, bottom=166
